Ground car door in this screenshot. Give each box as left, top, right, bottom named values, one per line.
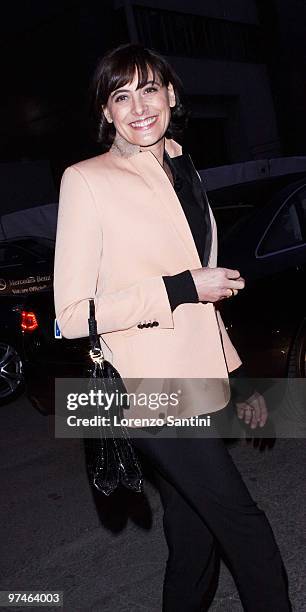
left=218, top=182, right=306, bottom=376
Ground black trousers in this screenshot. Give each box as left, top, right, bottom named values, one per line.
left=130, top=411, right=292, bottom=612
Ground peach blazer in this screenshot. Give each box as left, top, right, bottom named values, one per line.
left=54, top=137, right=242, bottom=420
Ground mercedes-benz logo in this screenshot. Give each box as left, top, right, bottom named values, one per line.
left=0, top=279, right=7, bottom=291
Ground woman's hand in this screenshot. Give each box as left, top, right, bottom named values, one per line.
left=190, top=267, right=245, bottom=303
left=236, top=391, right=268, bottom=429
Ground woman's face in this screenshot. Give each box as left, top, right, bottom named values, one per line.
left=102, top=68, right=176, bottom=147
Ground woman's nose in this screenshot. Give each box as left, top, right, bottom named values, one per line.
left=131, top=95, right=148, bottom=116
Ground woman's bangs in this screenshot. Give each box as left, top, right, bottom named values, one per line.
left=107, top=56, right=164, bottom=98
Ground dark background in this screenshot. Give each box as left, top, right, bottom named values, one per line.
left=1, top=0, right=306, bottom=197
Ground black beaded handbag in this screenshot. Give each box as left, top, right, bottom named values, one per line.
left=84, top=299, right=143, bottom=496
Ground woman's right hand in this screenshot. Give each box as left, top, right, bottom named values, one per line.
left=190, top=267, right=245, bottom=303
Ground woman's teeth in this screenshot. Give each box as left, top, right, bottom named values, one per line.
left=130, top=117, right=157, bottom=128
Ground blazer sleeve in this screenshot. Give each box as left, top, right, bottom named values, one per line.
left=53, top=166, right=174, bottom=339
left=162, top=270, right=199, bottom=311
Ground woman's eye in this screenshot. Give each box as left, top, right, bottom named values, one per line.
left=114, top=94, right=128, bottom=103
left=144, top=87, right=158, bottom=94
left=113, top=86, right=158, bottom=102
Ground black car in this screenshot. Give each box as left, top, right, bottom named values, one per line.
left=0, top=296, right=24, bottom=405
left=210, top=175, right=306, bottom=378
left=21, top=175, right=306, bottom=414
left=22, top=290, right=87, bottom=414
left=0, top=237, right=54, bottom=404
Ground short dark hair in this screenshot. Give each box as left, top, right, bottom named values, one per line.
left=89, top=43, right=189, bottom=149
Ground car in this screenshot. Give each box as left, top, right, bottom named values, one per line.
left=21, top=290, right=87, bottom=414
left=0, top=237, right=54, bottom=405
left=21, top=174, right=306, bottom=415
left=0, top=297, right=24, bottom=405
left=209, top=175, right=306, bottom=378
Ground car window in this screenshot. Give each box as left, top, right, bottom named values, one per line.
left=212, top=204, right=254, bottom=242
left=257, top=185, right=306, bottom=256
left=18, top=244, right=54, bottom=264
left=0, top=241, right=54, bottom=268
left=0, top=246, right=25, bottom=268
left=18, top=238, right=55, bottom=258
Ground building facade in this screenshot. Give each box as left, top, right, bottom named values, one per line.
left=115, top=0, right=280, bottom=168
left=256, top=0, right=306, bottom=157
left=1, top=0, right=283, bottom=177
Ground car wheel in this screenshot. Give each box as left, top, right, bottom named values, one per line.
left=0, top=342, right=25, bottom=405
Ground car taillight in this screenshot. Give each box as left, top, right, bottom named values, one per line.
left=21, top=311, right=39, bottom=332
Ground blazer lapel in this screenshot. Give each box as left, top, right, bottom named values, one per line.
left=109, top=135, right=213, bottom=269
left=127, top=150, right=203, bottom=268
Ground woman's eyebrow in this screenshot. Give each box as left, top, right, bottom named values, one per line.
left=111, top=80, right=161, bottom=97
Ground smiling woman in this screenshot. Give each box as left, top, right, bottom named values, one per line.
left=101, top=72, right=175, bottom=162
left=90, top=43, right=187, bottom=152
left=54, top=43, right=292, bottom=612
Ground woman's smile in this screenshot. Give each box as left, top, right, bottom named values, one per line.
left=129, top=115, right=159, bottom=130
left=102, top=69, right=176, bottom=162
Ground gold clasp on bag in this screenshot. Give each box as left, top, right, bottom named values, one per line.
left=89, top=348, right=104, bottom=366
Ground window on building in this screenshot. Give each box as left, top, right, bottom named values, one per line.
left=134, top=6, right=264, bottom=63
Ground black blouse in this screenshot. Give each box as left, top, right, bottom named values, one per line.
left=162, top=153, right=205, bottom=311
left=161, top=154, right=254, bottom=399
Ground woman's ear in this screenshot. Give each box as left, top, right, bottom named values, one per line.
left=102, top=105, right=113, bottom=123
left=167, top=83, right=176, bottom=108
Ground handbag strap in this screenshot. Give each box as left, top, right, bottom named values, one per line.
left=88, top=298, right=104, bottom=358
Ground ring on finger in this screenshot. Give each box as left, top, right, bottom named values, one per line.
left=246, top=407, right=259, bottom=420
left=243, top=406, right=254, bottom=414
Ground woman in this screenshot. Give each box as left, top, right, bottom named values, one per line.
left=54, top=43, right=292, bottom=611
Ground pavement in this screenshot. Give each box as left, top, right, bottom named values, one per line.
left=0, top=394, right=305, bottom=611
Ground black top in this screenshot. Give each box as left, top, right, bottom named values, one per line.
left=161, top=152, right=206, bottom=311
left=160, top=152, right=254, bottom=399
